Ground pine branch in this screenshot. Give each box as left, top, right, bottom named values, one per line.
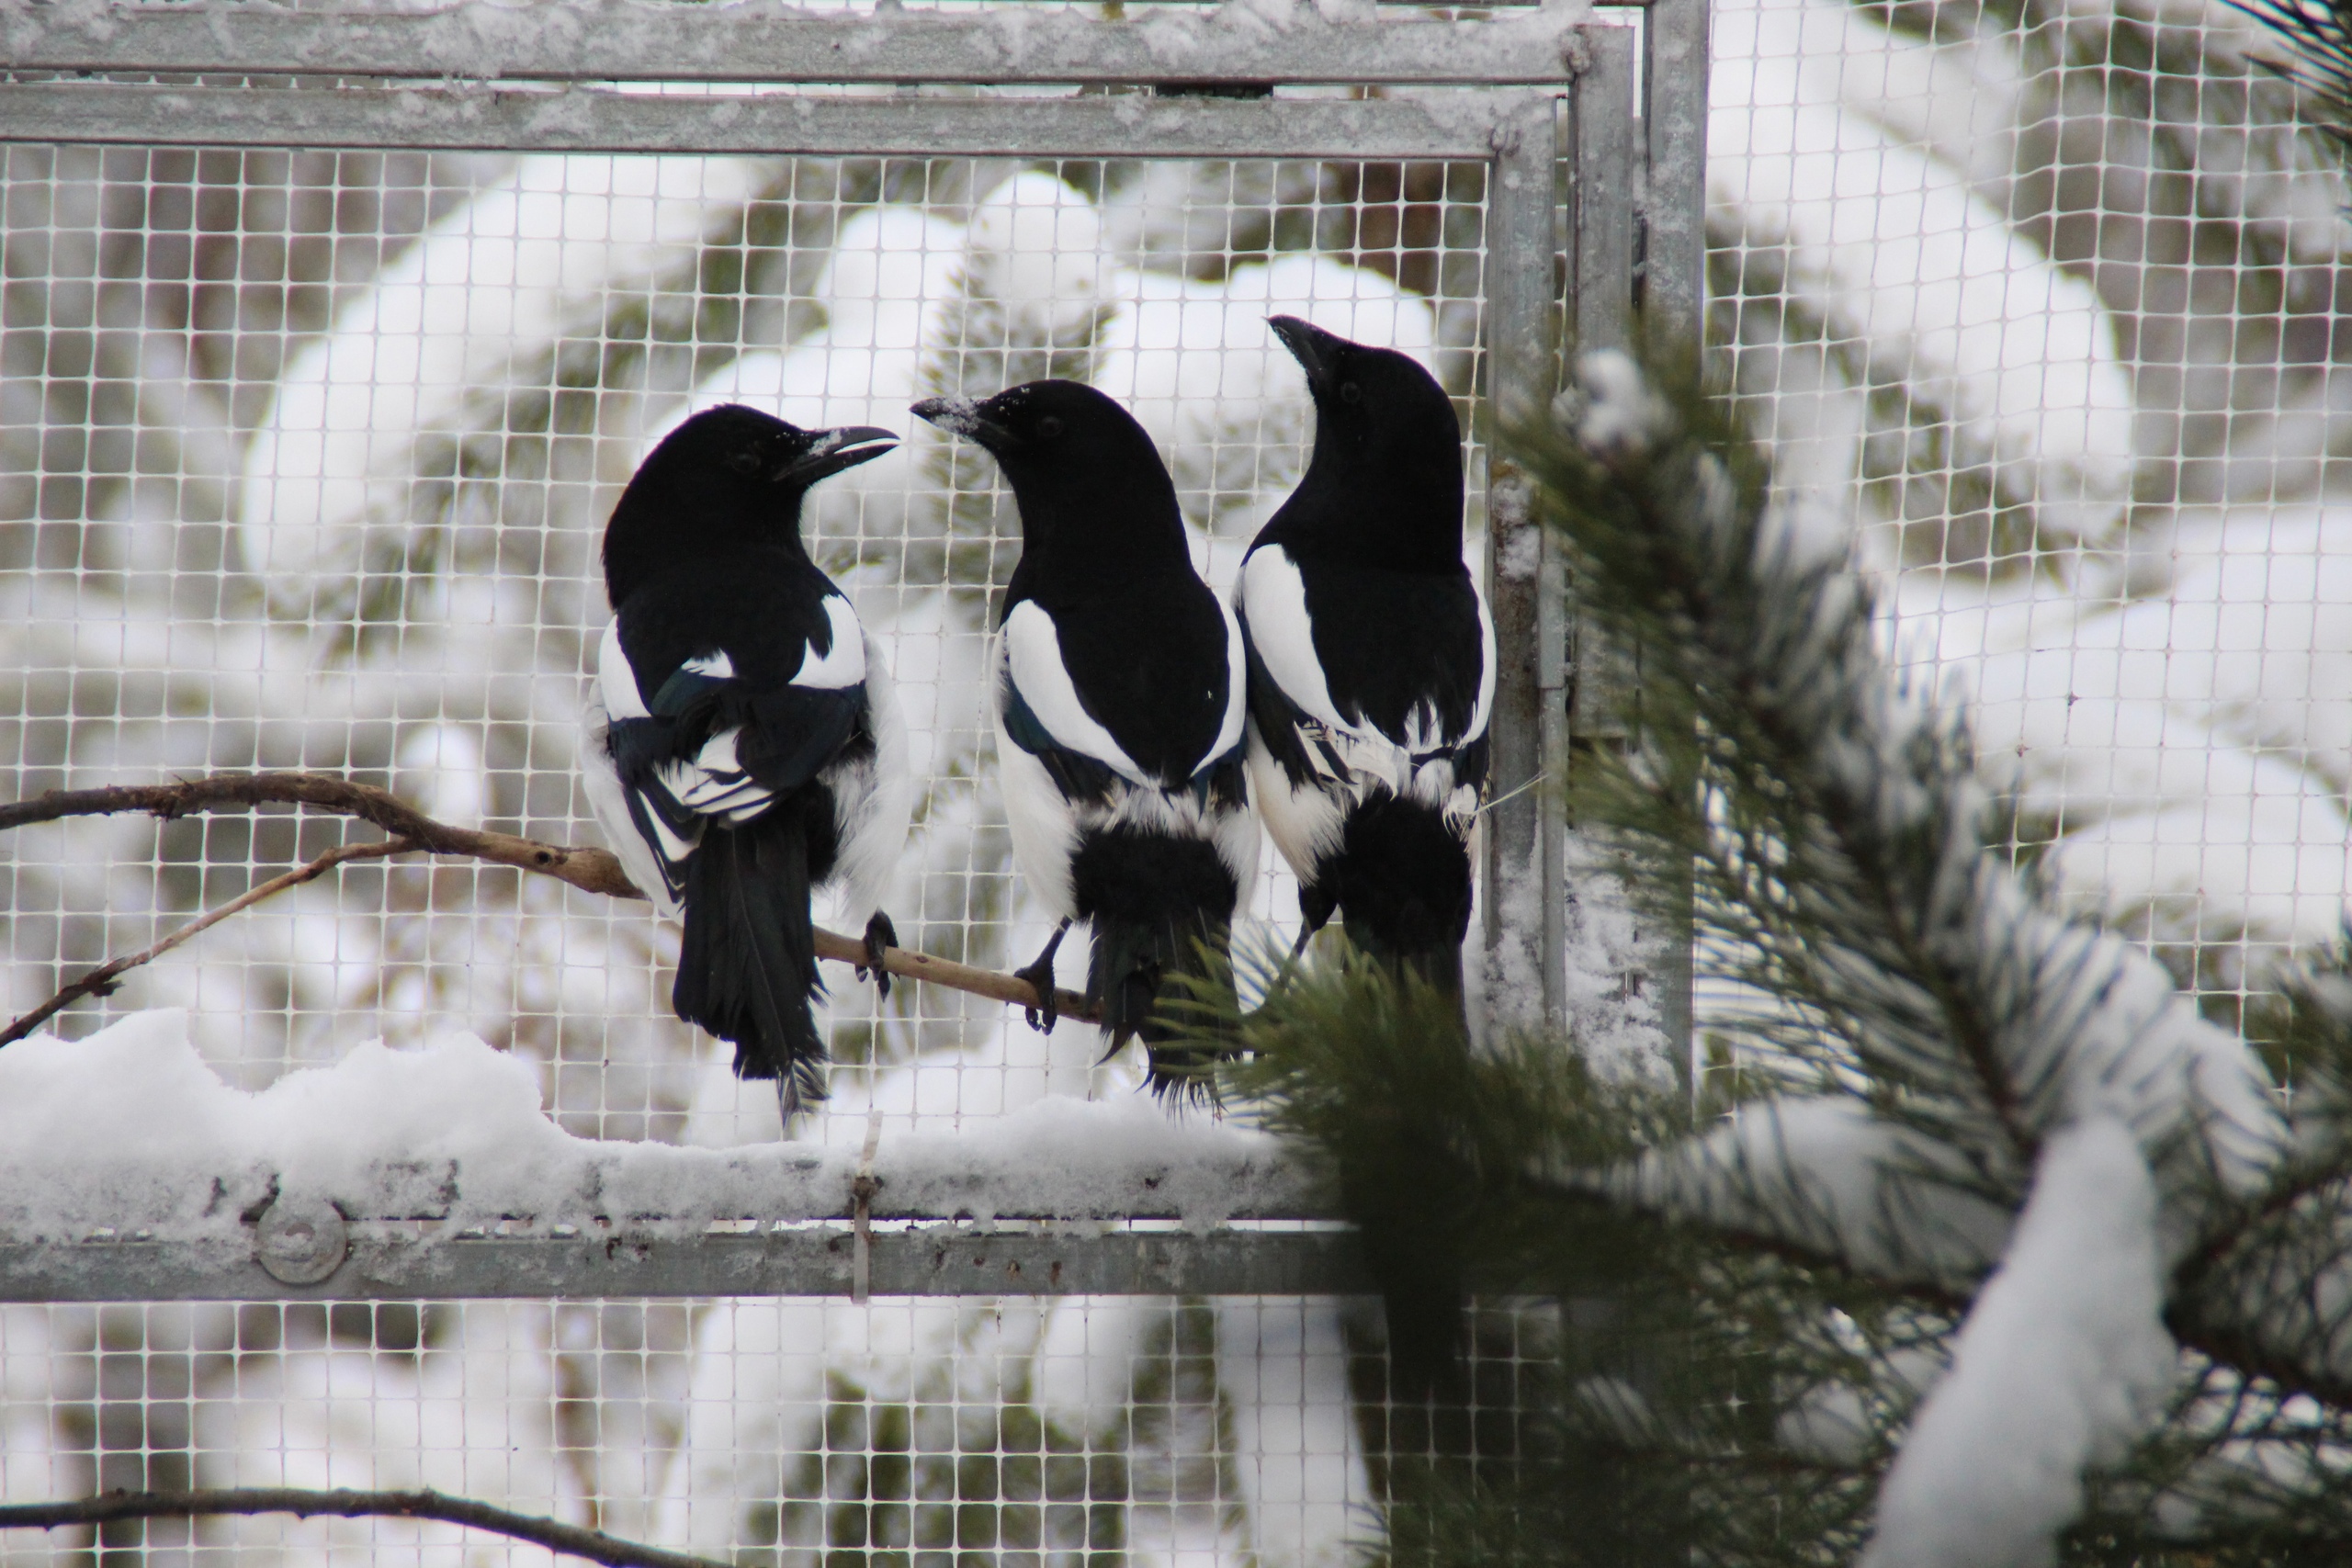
left=0, top=771, right=1096, bottom=1043
left=1519, top=347, right=2278, bottom=1210
left=0, top=1486, right=728, bottom=1568
left=2234, top=0, right=2352, bottom=151
left=1214, top=342, right=2347, bottom=1566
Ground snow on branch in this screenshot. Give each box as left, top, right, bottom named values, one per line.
left=1510, top=346, right=2317, bottom=1564
left=1860, top=1117, right=2174, bottom=1568
left=1530, top=348, right=2279, bottom=1215
left=0, top=771, right=1096, bottom=1043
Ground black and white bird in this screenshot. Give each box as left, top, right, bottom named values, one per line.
left=1241, top=319, right=1495, bottom=1398
left=1238, top=317, right=1494, bottom=996
left=912, top=380, right=1256, bottom=1098
left=582, top=405, right=911, bottom=1123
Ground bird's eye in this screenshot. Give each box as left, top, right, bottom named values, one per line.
left=1339, top=382, right=1363, bottom=405
left=1036, top=415, right=1065, bottom=439
left=728, top=450, right=762, bottom=475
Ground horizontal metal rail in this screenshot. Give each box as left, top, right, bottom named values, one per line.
left=0, top=1226, right=1373, bottom=1301
left=0, top=3, right=1594, bottom=85
left=0, top=84, right=1535, bottom=157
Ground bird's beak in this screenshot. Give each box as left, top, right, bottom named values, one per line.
left=911, top=395, right=1017, bottom=450
left=775, top=426, right=898, bottom=485
left=1267, top=315, right=1334, bottom=390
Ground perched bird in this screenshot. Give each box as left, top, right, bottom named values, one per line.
left=582, top=405, right=911, bottom=1123
left=912, top=380, right=1256, bottom=1098
left=1238, top=316, right=1493, bottom=996
left=1238, top=320, right=1493, bottom=1395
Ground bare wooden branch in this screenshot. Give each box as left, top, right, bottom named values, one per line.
left=0, top=1486, right=729, bottom=1568
left=0, top=772, right=639, bottom=898
left=0, top=839, right=417, bottom=1048
left=0, top=771, right=1099, bottom=1038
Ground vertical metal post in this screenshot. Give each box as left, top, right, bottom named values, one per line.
left=1575, top=29, right=1640, bottom=358
left=1552, top=25, right=1690, bottom=1082
left=1482, top=94, right=1566, bottom=1035
left=1644, top=0, right=1712, bottom=343
left=1641, top=0, right=1709, bottom=1088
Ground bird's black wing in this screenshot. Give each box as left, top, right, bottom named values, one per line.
left=598, top=563, right=870, bottom=900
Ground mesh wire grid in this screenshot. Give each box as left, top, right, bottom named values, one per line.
left=0, top=144, right=1491, bottom=1135
left=9, top=0, right=2348, bottom=1553
left=0, top=139, right=1512, bottom=1563
left=0, top=1295, right=1559, bottom=1565
left=1707, top=0, right=2352, bottom=1044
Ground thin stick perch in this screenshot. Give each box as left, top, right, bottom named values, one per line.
left=0, top=771, right=1097, bottom=1043
left=0, top=1486, right=730, bottom=1568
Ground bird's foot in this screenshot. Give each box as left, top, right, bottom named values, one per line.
left=1016, top=919, right=1072, bottom=1034
left=858, top=911, right=899, bottom=1000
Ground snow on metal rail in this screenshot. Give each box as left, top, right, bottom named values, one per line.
left=0, top=1, right=1600, bottom=85
left=0, top=1031, right=1344, bottom=1300
left=0, top=87, right=1543, bottom=158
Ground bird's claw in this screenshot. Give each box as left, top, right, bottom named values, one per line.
left=858, top=911, right=899, bottom=1000
left=1013, top=919, right=1071, bottom=1035
left=1015, top=958, right=1060, bottom=1034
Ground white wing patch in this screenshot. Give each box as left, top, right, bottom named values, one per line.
left=1001, top=601, right=1151, bottom=784
left=1469, top=588, right=1497, bottom=743
left=1210, top=596, right=1247, bottom=765
left=1238, top=544, right=1491, bottom=859
left=598, top=618, right=651, bottom=721
left=1239, top=544, right=1492, bottom=756
left=1238, top=547, right=1349, bottom=735
left=681, top=649, right=736, bottom=679
left=793, top=595, right=868, bottom=690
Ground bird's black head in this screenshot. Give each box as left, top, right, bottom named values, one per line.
left=601, top=404, right=896, bottom=604
left=912, top=380, right=1190, bottom=598
left=1266, top=316, right=1465, bottom=571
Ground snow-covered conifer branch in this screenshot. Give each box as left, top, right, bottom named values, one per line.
left=1528, top=347, right=2279, bottom=1221
left=1472, top=344, right=2352, bottom=1562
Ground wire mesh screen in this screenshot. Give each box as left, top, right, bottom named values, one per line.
left=1706, top=0, right=2352, bottom=1035
left=0, top=145, right=1489, bottom=1140
left=0, top=139, right=1513, bottom=1563
left=0, top=1294, right=1425, bottom=1565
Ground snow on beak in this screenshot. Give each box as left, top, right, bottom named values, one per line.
left=775, top=425, right=898, bottom=485
left=911, top=395, right=1018, bottom=450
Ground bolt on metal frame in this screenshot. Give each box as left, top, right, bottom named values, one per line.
left=0, top=0, right=1702, bottom=1301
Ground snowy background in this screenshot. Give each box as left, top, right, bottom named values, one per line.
left=4, top=0, right=2351, bottom=1558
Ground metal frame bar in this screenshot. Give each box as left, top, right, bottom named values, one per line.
left=0, top=1228, right=1373, bottom=1303
left=0, top=0, right=1707, bottom=1300
left=0, top=85, right=1521, bottom=159
left=0, top=4, right=1601, bottom=84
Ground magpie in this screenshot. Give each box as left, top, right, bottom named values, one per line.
left=582, top=405, right=911, bottom=1123
left=1239, top=316, right=1494, bottom=996
left=912, top=380, right=1256, bottom=1099
left=1240, top=319, right=1494, bottom=1397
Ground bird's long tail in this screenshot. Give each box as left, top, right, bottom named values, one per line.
left=1319, top=791, right=1478, bottom=1395
left=673, top=798, right=828, bottom=1115
left=1076, top=829, right=1239, bottom=1101
left=1091, top=911, right=1234, bottom=1100
left=1329, top=792, right=1475, bottom=997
